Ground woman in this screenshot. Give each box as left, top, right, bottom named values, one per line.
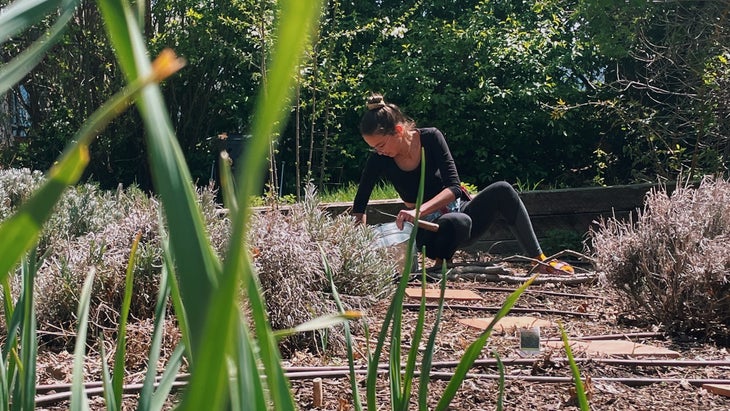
left=352, top=93, right=573, bottom=275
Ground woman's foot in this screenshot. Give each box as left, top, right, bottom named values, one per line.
left=534, top=254, right=574, bottom=275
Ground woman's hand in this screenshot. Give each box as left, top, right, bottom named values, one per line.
left=396, top=209, right=417, bottom=230
left=353, top=213, right=367, bottom=226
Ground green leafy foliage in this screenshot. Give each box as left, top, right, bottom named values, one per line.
left=4, top=0, right=729, bottom=196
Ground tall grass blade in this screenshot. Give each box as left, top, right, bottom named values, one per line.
left=218, top=152, right=238, bottom=212
left=434, top=274, right=538, bottom=411
left=70, top=271, right=95, bottom=411
left=560, top=322, right=590, bottom=410
left=2, top=287, right=22, bottom=360
left=159, top=228, right=191, bottom=358
left=99, top=340, right=118, bottom=411
left=1, top=276, right=21, bottom=411
left=138, top=256, right=172, bottom=411
left=188, top=0, right=322, bottom=409
left=398, top=265, right=429, bottom=411
left=321, top=246, right=363, bottom=411
left=0, top=343, right=7, bottom=410
left=112, top=233, right=141, bottom=408
left=150, top=344, right=185, bottom=411
left=230, top=321, right=266, bottom=411
left=98, top=0, right=221, bottom=356
left=273, top=312, right=362, bottom=340
left=417, top=256, right=447, bottom=409
left=0, top=0, right=62, bottom=41
left=495, top=351, right=505, bottom=411
left=14, top=251, right=38, bottom=411
left=0, top=0, right=81, bottom=94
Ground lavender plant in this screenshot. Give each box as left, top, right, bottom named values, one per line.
left=249, top=183, right=394, bottom=353
left=590, top=175, right=730, bottom=340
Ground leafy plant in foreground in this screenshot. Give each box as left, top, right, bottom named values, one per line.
left=1, top=0, right=329, bottom=409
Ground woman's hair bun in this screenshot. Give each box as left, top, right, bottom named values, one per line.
left=366, top=94, right=386, bottom=111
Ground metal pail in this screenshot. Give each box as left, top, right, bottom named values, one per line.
left=372, top=222, right=418, bottom=273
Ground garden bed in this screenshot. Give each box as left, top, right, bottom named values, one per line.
left=33, top=254, right=730, bottom=410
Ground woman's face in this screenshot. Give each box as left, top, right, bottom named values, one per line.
left=363, top=125, right=403, bottom=157
left=363, top=133, right=397, bottom=157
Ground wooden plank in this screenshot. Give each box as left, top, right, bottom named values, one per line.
left=458, top=316, right=555, bottom=333
left=702, top=384, right=730, bottom=397
left=404, top=288, right=483, bottom=301
left=253, top=184, right=665, bottom=255
left=545, top=339, right=681, bottom=358
left=317, top=183, right=659, bottom=225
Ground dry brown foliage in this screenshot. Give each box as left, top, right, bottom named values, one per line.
left=590, top=175, right=730, bottom=342
left=248, top=185, right=394, bottom=354
left=1, top=170, right=393, bottom=355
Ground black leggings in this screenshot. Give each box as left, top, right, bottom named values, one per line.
left=416, top=181, right=542, bottom=260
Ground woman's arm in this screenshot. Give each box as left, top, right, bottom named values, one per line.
left=352, top=154, right=381, bottom=221
left=396, top=188, right=455, bottom=229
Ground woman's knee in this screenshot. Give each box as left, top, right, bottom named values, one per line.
left=489, top=181, right=519, bottom=200
left=417, top=214, right=472, bottom=259
left=438, top=213, right=472, bottom=240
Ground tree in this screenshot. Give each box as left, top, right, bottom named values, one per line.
left=575, top=0, right=730, bottom=182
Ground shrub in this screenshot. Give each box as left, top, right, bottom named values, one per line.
left=2, top=173, right=392, bottom=354
left=248, top=184, right=394, bottom=354
left=2, top=177, right=229, bottom=344
left=0, top=168, right=45, bottom=220
left=34, top=185, right=163, bottom=337
left=589, top=176, right=730, bottom=342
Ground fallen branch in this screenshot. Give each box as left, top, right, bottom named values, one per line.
left=411, top=263, right=598, bottom=285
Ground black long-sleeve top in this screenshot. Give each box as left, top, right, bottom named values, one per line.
left=352, top=127, right=466, bottom=214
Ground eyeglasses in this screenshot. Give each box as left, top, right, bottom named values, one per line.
left=368, top=141, right=387, bottom=154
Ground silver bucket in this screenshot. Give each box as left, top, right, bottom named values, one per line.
left=372, top=222, right=418, bottom=273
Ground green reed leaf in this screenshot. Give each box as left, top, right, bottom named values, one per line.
left=99, top=0, right=221, bottom=358
left=321, top=246, right=363, bottom=411
left=273, top=312, right=362, bottom=340
left=187, top=0, right=322, bottom=410
left=230, top=321, right=266, bottom=411
left=138, top=253, right=172, bottom=411
left=435, top=274, right=538, bottom=411
left=417, top=256, right=447, bottom=410
left=398, top=265, right=429, bottom=411
left=15, top=251, right=39, bottom=411
left=218, top=152, right=238, bottom=213
left=150, top=344, right=185, bottom=411
left=0, top=0, right=61, bottom=41
left=0, top=0, right=80, bottom=95
left=70, top=271, right=94, bottom=411
left=495, top=351, right=505, bottom=411
left=99, top=340, right=118, bottom=411
left=560, top=322, right=590, bottom=410
left=111, top=232, right=141, bottom=408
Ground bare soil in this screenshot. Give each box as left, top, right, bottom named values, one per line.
left=33, top=254, right=730, bottom=410
left=285, top=254, right=730, bottom=410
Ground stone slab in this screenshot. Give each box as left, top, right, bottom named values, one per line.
left=545, top=339, right=681, bottom=358
left=405, top=288, right=482, bottom=301
left=702, top=384, right=730, bottom=397
left=458, top=316, right=555, bottom=333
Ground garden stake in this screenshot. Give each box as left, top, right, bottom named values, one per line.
left=375, top=209, right=440, bottom=232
